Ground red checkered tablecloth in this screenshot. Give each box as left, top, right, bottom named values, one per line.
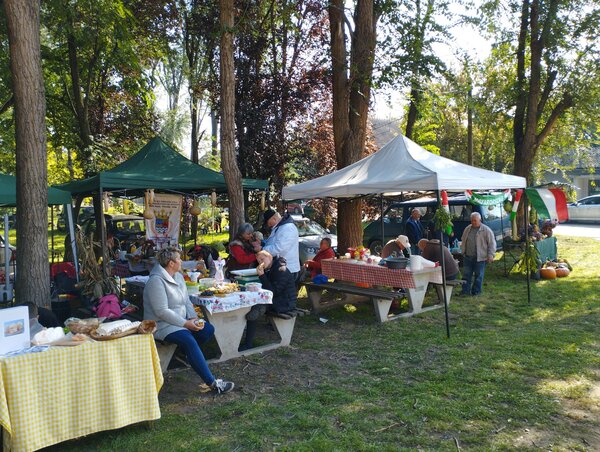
left=320, top=259, right=442, bottom=288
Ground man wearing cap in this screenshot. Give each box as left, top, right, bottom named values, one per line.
left=405, top=208, right=425, bottom=255
left=262, top=209, right=301, bottom=281
left=381, top=235, right=411, bottom=259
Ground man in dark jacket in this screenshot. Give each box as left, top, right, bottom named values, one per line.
left=405, top=208, right=425, bottom=255
left=239, top=250, right=296, bottom=350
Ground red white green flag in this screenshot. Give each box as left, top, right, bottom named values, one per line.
left=510, top=189, right=523, bottom=221
left=525, top=188, right=569, bottom=222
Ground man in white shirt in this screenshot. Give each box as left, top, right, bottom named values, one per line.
left=262, top=209, right=301, bottom=281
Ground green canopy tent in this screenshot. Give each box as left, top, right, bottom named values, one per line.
left=57, top=136, right=268, bottom=196
left=56, top=137, right=268, bottom=276
left=0, top=173, right=78, bottom=302
left=0, top=173, right=72, bottom=206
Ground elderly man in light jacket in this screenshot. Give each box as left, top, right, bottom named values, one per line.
left=460, top=212, right=496, bottom=296
left=262, top=209, right=301, bottom=281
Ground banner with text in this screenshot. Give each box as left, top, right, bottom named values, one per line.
left=145, top=193, right=182, bottom=248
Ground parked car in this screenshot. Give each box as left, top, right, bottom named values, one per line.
left=56, top=206, right=95, bottom=231
left=0, top=234, right=16, bottom=266
left=567, top=194, right=600, bottom=223
left=292, top=216, right=338, bottom=265
left=81, top=214, right=146, bottom=251
left=362, top=194, right=511, bottom=255
left=286, top=200, right=306, bottom=215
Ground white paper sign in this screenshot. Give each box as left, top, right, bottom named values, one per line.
left=0, top=306, right=30, bottom=355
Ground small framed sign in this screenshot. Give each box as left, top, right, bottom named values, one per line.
left=0, top=306, right=30, bottom=355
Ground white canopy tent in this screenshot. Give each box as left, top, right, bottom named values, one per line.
left=282, top=134, right=527, bottom=337
left=282, top=135, right=526, bottom=199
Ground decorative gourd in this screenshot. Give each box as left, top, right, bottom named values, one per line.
left=190, top=199, right=201, bottom=216
left=540, top=267, right=557, bottom=280
left=143, top=190, right=154, bottom=220
left=555, top=267, right=570, bottom=278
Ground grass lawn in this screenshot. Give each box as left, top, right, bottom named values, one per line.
left=48, top=235, right=600, bottom=450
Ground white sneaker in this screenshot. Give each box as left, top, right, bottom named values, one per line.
left=212, top=378, right=235, bottom=394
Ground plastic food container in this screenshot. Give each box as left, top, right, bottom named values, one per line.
left=245, top=282, right=262, bottom=292
left=198, top=278, right=216, bottom=288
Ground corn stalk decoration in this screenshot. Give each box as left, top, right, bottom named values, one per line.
left=74, top=228, right=119, bottom=299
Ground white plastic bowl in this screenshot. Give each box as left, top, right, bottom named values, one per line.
left=245, top=282, right=262, bottom=292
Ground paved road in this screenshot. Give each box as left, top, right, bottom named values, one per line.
left=554, top=222, right=600, bottom=240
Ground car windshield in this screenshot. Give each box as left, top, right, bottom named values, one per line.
left=114, top=219, right=145, bottom=234
left=295, top=220, right=328, bottom=237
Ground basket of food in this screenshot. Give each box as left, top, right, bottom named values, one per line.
left=65, top=317, right=100, bottom=334
left=90, top=319, right=141, bottom=340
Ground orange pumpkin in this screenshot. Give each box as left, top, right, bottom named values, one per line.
left=555, top=267, right=570, bottom=278
left=540, top=267, right=557, bottom=280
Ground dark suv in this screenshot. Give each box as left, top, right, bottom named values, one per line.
left=363, top=195, right=511, bottom=255
left=81, top=214, right=146, bottom=251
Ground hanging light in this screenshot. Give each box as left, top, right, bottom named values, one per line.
left=211, top=190, right=217, bottom=207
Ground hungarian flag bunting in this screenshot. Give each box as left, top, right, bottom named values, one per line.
left=510, top=189, right=523, bottom=221
left=525, top=188, right=569, bottom=222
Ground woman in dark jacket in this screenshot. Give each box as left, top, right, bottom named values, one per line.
left=239, top=250, right=296, bottom=350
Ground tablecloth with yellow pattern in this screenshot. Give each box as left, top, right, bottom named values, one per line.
left=0, top=334, right=163, bottom=452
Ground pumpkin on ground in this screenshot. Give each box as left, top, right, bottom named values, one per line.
left=540, top=267, right=557, bottom=280
left=555, top=267, right=570, bottom=278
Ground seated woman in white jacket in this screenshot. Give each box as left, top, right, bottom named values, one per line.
left=143, top=247, right=234, bottom=394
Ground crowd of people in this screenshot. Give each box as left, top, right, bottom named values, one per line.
left=136, top=206, right=493, bottom=397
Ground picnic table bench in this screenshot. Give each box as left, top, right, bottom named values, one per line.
left=303, top=281, right=402, bottom=323
left=310, top=258, right=454, bottom=323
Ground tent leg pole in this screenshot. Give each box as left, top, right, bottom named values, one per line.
left=501, top=205, right=507, bottom=276
left=436, top=191, right=450, bottom=338
left=50, top=206, right=55, bottom=264
left=380, top=195, right=384, bottom=254
left=524, top=195, right=531, bottom=304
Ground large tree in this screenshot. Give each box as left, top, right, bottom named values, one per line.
left=508, top=0, right=600, bottom=181
left=3, top=0, right=50, bottom=306
left=329, top=0, right=380, bottom=252
left=378, top=0, right=448, bottom=139
left=220, top=0, right=244, bottom=239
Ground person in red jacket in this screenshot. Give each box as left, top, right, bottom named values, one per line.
left=304, top=237, right=336, bottom=279
left=226, top=223, right=261, bottom=277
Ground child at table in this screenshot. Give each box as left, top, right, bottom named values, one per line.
left=304, top=237, right=336, bottom=279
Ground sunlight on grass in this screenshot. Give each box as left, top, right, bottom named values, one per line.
left=538, top=376, right=594, bottom=400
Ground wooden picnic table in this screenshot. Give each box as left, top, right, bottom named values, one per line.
left=319, top=258, right=447, bottom=321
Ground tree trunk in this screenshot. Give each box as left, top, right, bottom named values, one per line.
left=467, top=87, right=473, bottom=165
left=4, top=0, right=50, bottom=307
left=405, top=89, right=420, bottom=140
left=329, top=0, right=377, bottom=253
left=220, top=0, right=244, bottom=241
left=211, top=107, right=218, bottom=156
left=512, top=0, right=572, bottom=182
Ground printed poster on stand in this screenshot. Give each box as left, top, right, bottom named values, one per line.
left=0, top=306, right=30, bottom=355
left=145, top=193, right=182, bottom=249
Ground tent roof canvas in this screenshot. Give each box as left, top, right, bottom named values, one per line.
left=283, top=135, right=526, bottom=199
left=0, top=173, right=72, bottom=206
left=58, top=137, right=267, bottom=196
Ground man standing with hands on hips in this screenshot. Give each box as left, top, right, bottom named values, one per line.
left=460, top=212, right=496, bottom=296
left=262, top=209, right=301, bottom=284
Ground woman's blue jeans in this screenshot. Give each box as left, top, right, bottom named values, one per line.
left=164, top=322, right=215, bottom=385
left=461, top=255, right=487, bottom=295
